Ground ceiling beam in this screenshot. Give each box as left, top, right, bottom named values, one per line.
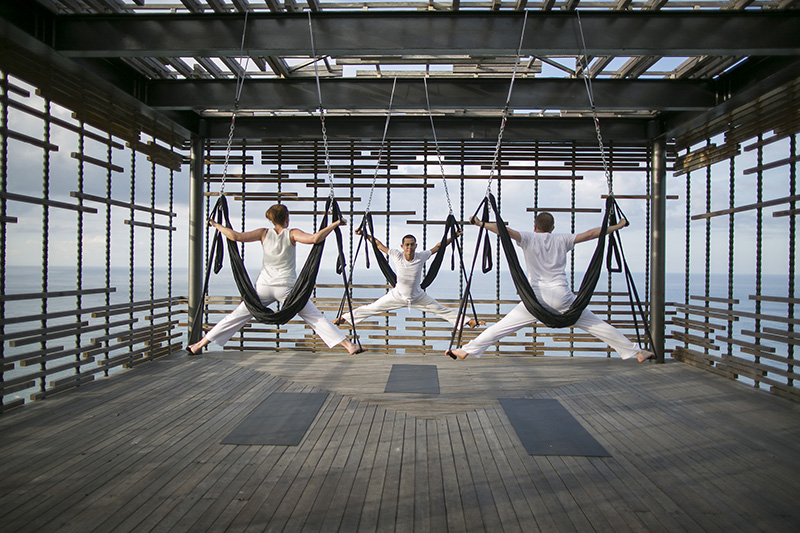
left=663, top=57, right=800, bottom=139
left=41, top=12, right=800, bottom=58
left=145, top=78, right=716, bottom=112
left=206, top=115, right=653, bottom=143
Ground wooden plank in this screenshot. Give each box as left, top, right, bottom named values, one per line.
left=426, top=418, right=453, bottom=532
left=337, top=406, right=384, bottom=532
left=229, top=394, right=347, bottom=531
left=71, top=191, right=175, bottom=217
left=1, top=321, right=88, bottom=342
left=548, top=455, right=618, bottom=531
left=483, top=406, right=561, bottom=531
left=715, top=335, right=776, bottom=352
left=669, top=316, right=726, bottom=333
left=376, top=411, right=405, bottom=532
left=763, top=326, right=800, bottom=340
left=601, top=194, right=680, bottom=200
left=20, top=344, right=100, bottom=367
left=739, top=347, right=799, bottom=372
left=670, top=331, right=720, bottom=351
left=556, top=383, right=725, bottom=531
left=458, top=411, right=503, bottom=531
left=413, top=418, right=431, bottom=532
left=0, top=286, right=115, bottom=302
left=749, top=294, right=800, bottom=305
left=0, top=360, right=258, bottom=526
left=8, top=318, right=134, bottom=347
left=691, top=194, right=800, bottom=221
left=741, top=329, right=800, bottom=346
left=70, top=152, right=123, bottom=173
left=0, top=191, right=97, bottom=214
left=395, top=414, right=416, bottom=532
left=670, top=302, right=739, bottom=322
left=773, top=207, right=800, bottom=217
left=298, top=400, right=370, bottom=531
left=743, top=153, right=800, bottom=175
left=473, top=408, right=538, bottom=529
left=358, top=409, right=395, bottom=532
left=576, top=379, right=745, bottom=527
left=124, top=219, right=176, bottom=231
left=0, top=126, right=59, bottom=151
left=690, top=295, right=739, bottom=305
left=43, top=368, right=284, bottom=532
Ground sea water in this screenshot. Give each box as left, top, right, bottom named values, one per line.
left=2, top=262, right=796, bottom=403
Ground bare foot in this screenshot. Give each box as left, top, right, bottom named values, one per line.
left=186, top=343, right=202, bottom=355
left=343, top=340, right=366, bottom=355
left=636, top=350, right=654, bottom=363
left=447, top=348, right=468, bottom=360
left=467, top=318, right=486, bottom=328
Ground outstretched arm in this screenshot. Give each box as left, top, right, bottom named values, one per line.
left=208, top=219, right=266, bottom=243
left=469, top=216, right=522, bottom=243
left=291, top=217, right=347, bottom=245
left=574, top=218, right=628, bottom=244
left=429, top=229, right=463, bottom=254
left=354, top=228, right=389, bottom=254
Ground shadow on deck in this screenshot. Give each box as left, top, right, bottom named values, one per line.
left=0, top=350, right=799, bottom=532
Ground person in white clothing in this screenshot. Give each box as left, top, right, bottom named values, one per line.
left=334, top=232, right=484, bottom=330
left=448, top=211, right=653, bottom=362
left=187, top=204, right=363, bottom=355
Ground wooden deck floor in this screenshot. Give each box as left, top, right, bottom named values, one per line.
left=1, top=350, right=799, bottom=532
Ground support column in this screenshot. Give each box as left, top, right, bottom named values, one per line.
left=188, top=135, right=205, bottom=343
left=651, top=132, right=667, bottom=363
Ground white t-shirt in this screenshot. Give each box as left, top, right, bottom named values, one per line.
left=516, top=231, right=576, bottom=288
left=257, top=227, right=296, bottom=286
left=388, top=248, right=432, bottom=299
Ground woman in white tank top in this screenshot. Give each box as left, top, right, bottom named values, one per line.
left=187, top=204, right=364, bottom=355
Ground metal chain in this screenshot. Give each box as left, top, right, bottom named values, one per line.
left=219, top=10, right=250, bottom=196
left=576, top=11, right=613, bottom=196
left=485, top=10, right=528, bottom=198
left=308, top=12, right=335, bottom=198
left=424, top=76, right=454, bottom=215
left=367, top=77, right=398, bottom=213
left=789, top=133, right=797, bottom=384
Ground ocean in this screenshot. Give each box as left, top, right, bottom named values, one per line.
left=2, top=261, right=796, bottom=403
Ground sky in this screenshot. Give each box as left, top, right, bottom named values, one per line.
left=2, top=74, right=797, bottom=286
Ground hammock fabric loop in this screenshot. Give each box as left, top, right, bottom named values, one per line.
left=193, top=195, right=346, bottom=331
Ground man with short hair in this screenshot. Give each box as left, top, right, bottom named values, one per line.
left=335, top=232, right=483, bottom=330
left=448, top=211, right=654, bottom=362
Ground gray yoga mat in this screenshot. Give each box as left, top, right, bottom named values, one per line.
left=222, top=392, right=328, bottom=446
left=384, top=364, right=440, bottom=394
left=499, top=398, right=611, bottom=457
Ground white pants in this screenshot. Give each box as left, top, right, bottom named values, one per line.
left=461, top=284, right=640, bottom=359
left=205, top=284, right=346, bottom=348
left=341, top=289, right=463, bottom=328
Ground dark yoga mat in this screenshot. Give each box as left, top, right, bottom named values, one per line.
left=222, top=392, right=328, bottom=446
left=384, top=364, right=440, bottom=394
left=499, top=398, right=610, bottom=457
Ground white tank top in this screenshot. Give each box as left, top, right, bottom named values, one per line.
left=257, top=227, right=296, bottom=286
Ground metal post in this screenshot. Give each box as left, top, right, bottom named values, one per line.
left=188, top=135, right=205, bottom=343
left=650, top=131, right=667, bottom=363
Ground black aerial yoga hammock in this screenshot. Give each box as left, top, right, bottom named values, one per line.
left=337, top=210, right=482, bottom=325
left=477, top=192, right=615, bottom=329
left=354, top=211, right=462, bottom=290
left=189, top=194, right=349, bottom=342
left=462, top=193, right=657, bottom=356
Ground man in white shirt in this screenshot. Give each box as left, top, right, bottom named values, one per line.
left=448, top=211, right=653, bottom=362
left=334, top=232, right=482, bottom=330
